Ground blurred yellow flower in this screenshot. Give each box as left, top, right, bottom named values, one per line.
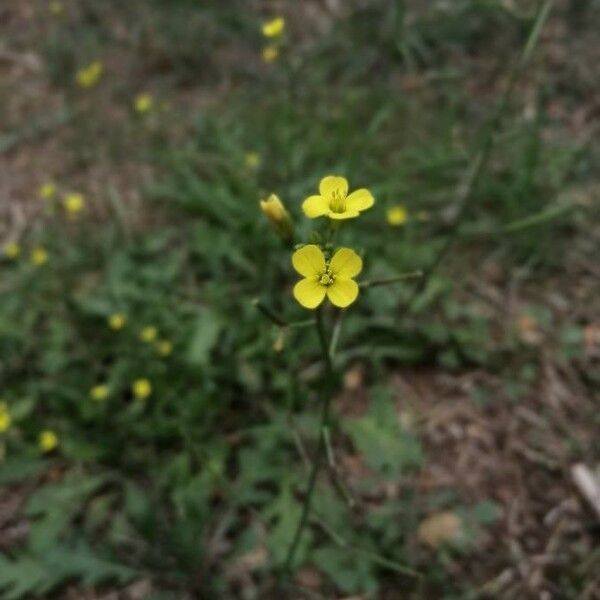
left=260, top=194, right=294, bottom=240
left=132, top=379, right=152, bottom=400
left=387, top=205, right=408, bottom=226
left=0, top=403, right=11, bottom=433
left=31, top=247, right=48, bottom=266
left=134, top=93, right=153, bottom=113
left=302, top=176, right=374, bottom=221
left=90, top=385, right=109, bottom=401
left=108, top=313, right=126, bottom=330
left=3, top=242, right=20, bottom=260
left=140, top=326, right=158, bottom=343
left=76, top=61, right=103, bottom=89
left=262, top=16, right=285, bottom=38
left=63, top=192, right=85, bottom=216
left=245, top=152, right=261, bottom=169
left=292, top=245, right=362, bottom=309
left=39, top=430, right=59, bottom=453
left=49, top=1, right=63, bottom=16
left=39, top=182, right=57, bottom=201
left=262, top=45, right=279, bottom=63
left=156, top=340, right=173, bottom=357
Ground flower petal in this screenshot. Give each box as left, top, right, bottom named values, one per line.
left=328, top=210, right=360, bottom=220
left=294, top=278, right=327, bottom=309
left=302, top=195, right=329, bottom=218
left=326, top=279, right=359, bottom=308
left=292, top=245, right=326, bottom=278
left=319, top=176, right=348, bottom=199
left=345, top=188, right=374, bottom=213
left=330, top=248, right=363, bottom=279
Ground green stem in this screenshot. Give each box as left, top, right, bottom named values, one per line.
left=282, top=306, right=335, bottom=573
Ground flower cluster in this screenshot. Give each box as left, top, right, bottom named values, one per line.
left=261, top=16, right=285, bottom=63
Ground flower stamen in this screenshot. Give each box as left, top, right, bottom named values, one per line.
left=329, top=190, right=346, bottom=214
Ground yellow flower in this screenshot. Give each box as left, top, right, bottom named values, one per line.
left=76, top=61, right=103, bottom=89
left=49, top=1, right=63, bottom=16
left=245, top=152, right=261, bottom=169
left=292, top=245, right=362, bottom=309
left=31, top=247, right=48, bottom=266
left=156, top=340, right=173, bottom=357
left=3, top=242, right=20, bottom=260
left=262, top=45, right=279, bottom=63
left=387, top=205, right=408, bottom=226
left=63, top=192, right=85, bottom=216
left=302, top=176, right=374, bottom=220
left=139, top=326, right=158, bottom=343
left=262, top=16, right=285, bottom=38
left=39, top=182, right=57, bottom=201
left=39, top=430, right=59, bottom=453
left=108, top=313, right=126, bottom=330
left=90, top=385, right=109, bottom=401
left=134, top=93, right=153, bottom=113
left=260, top=194, right=294, bottom=240
left=132, top=379, right=152, bottom=400
left=0, top=403, right=11, bottom=433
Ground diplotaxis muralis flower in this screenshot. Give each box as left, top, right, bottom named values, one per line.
left=90, top=385, right=109, bottom=401
left=39, top=430, right=59, bottom=453
left=76, top=61, right=103, bottom=88
left=132, top=379, right=152, bottom=400
left=108, top=313, right=126, bottom=330
left=134, top=93, right=153, bottom=113
left=63, top=192, right=85, bottom=216
left=31, top=247, right=48, bottom=266
left=387, top=205, right=408, bottom=226
left=0, top=402, right=11, bottom=433
left=139, top=326, right=158, bottom=343
left=292, top=245, right=362, bottom=309
left=302, top=176, right=374, bottom=220
left=262, top=16, right=285, bottom=38
left=262, top=45, right=279, bottom=63
left=3, top=242, right=20, bottom=260
left=260, top=194, right=294, bottom=240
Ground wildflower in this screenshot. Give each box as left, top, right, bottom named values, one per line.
left=245, top=152, right=261, bottom=169
left=90, top=385, right=109, bottom=401
left=302, top=176, right=374, bottom=221
left=387, top=205, right=408, bottom=226
left=156, top=340, right=173, bottom=357
left=132, top=379, right=152, bottom=400
left=260, top=194, right=294, bottom=240
left=63, top=192, right=85, bottom=216
left=108, top=313, right=126, bottom=330
left=49, top=1, right=63, bottom=16
left=0, top=403, right=11, bottom=433
left=262, top=45, right=279, bottom=63
left=31, top=247, right=48, bottom=266
left=273, top=330, right=285, bottom=353
left=262, top=16, right=285, bottom=38
left=134, top=93, right=153, bottom=113
left=39, top=182, right=57, bottom=201
left=3, top=242, right=20, bottom=260
left=39, top=430, right=59, bottom=453
left=292, top=245, right=362, bottom=309
left=76, top=61, right=103, bottom=89
left=139, top=326, right=158, bottom=343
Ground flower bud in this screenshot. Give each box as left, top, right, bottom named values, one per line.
left=260, top=194, right=294, bottom=241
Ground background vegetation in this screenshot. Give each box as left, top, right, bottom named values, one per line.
left=0, top=0, right=599, bottom=598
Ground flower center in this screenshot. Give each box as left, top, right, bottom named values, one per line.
left=319, top=270, right=335, bottom=286
left=329, top=189, right=346, bottom=214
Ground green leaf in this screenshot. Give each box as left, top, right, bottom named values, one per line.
left=185, top=308, right=222, bottom=367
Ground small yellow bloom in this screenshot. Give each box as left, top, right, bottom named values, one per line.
left=90, top=385, right=109, bottom=401
left=49, top=1, right=63, bottom=16
left=262, top=16, right=285, bottom=38
left=139, top=326, right=158, bottom=343
left=0, top=403, right=11, bottom=433
left=387, top=205, right=408, bottom=226
left=39, top=430, right=59, bottom=453
left=76, top=61, right=103, bottom=89
left=108, top=313, right=126, bottom=330
left=132, top=379, right=152, bottom=400
left=292, top=245, right=363, bottom=309
left=156, top=340, right=173, bottom=357
left=273, top=330, right=285, bottom=353
left=63, top=192, right=85, bottom=216
left=245, top=152, right=261, bottom=169
left=3, top=242, right=20, bottom=260
left=39, top=182, right=57, bottom=201
left=260, top=194, right=294, bottom=240
left=134, top=93, right=153, bottom=113
left=302, top=176, right=374, bottom=221
left=262, top=45, right=279, bottom=63
left=31, top=247, right=48, bottom=267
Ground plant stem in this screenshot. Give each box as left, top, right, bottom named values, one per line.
left=282, top=306, right=335, bottom=573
